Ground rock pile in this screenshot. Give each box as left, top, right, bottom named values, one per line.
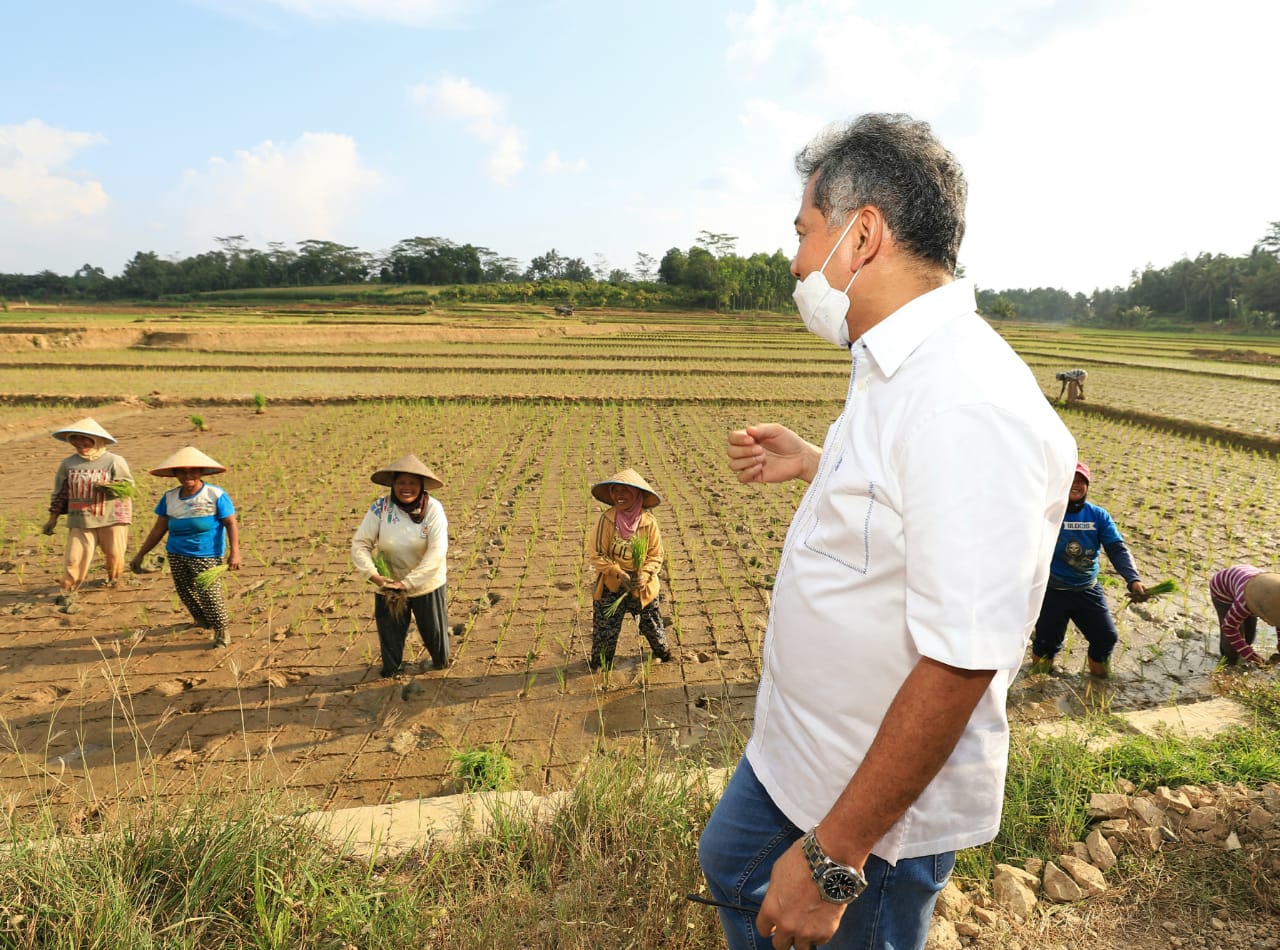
left=925, top=780, right=1280, bottom=948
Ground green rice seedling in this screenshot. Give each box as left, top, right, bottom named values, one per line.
left=450, top=744, right=514, bottom=792
left=603, top=534, right=648, bottom=618
left=1143, top=579, right=1179, bottom=597
left=372, top=551, right=407, bottom=620
left=253, top=392, right=267, bottom=414
left=97, top=480, right=136, bottom=499
left=194, top=564, right=228, bottom=590
left=190, top=414, right=207, bottom=432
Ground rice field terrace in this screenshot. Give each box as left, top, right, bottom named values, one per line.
left=0, top=304, right=1277, bottom=825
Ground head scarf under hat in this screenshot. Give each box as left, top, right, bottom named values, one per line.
left=53, top=417, right=116, bottom=460
left=371, top=455, right=443, bottom=524
left=591, top=468, right=660, bottom=540
left=150, top=446, right=227, bottom=478
left=590, top=469, right=661, bottom=508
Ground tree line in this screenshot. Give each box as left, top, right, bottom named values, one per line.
left=3, top=223, right=1279, bottom=328
left=0, top=230, right=794, bottom=313
left=978, top=222, right=1280, bottom=330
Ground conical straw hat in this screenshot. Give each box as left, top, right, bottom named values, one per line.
left=150, top=446, right=227, bottom=477
left=52, top=417, right=116, bottom=445
left=591, top=468, right=661, bottom=508
left=1245, top=572, right=1280, bottom=627
left=371, top=454, right=444, bottom=490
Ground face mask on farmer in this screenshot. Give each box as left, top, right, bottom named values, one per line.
left=793, top=216, right=862, bottom=348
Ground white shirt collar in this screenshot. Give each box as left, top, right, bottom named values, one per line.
left=858, top=278, right=977, bottom=378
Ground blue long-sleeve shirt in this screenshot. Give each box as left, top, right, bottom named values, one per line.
left=1047, top=500, right=1140, bottom=590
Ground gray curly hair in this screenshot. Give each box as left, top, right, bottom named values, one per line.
left=796, top=113, right=967, bottom=274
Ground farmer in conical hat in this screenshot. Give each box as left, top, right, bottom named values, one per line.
left=1209, top=566, right=1280, bottom=667
left=43, top=417, right=135, bottom=614
left=585, top=468, right=671, bottom=671
left=351, top=454, right=450, bottom=677
left=130, top=446, right=241, bottom=649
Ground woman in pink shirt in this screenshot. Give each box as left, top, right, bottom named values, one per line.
left=1208, top=565, right=1280, bottom=667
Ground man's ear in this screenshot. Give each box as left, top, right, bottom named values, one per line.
left=847, top=206, right=885, bottom=264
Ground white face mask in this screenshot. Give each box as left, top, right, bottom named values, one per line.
left=793, top=216, right=861, bottom=347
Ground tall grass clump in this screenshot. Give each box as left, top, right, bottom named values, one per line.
left=0, top=792, right=427, bottom=948
left=0, top=750, right=731, bottom=949
left=414, top=750, right=727, bottom=948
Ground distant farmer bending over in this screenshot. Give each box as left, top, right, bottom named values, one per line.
left=1055, top=368, right=1087, bottom=403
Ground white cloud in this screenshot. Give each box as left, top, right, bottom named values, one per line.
left=176, top=132, right=382, bottom=244
left=257, top=0, right=467, bottom=26
left=410, top=74, right=525, bottom=185
left=542, top=150, right=588, bottom=175
left=957, top=0, right=1280, bottom=291
left=0, top=120, right=109, bottom=227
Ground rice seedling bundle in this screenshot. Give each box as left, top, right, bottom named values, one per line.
left=373, top=550, right=407, bottom=620
left=604, top=534, right=648, bottom=618
left=194, top=564, right=228, bottom=590
left=98, top=480, right=136, bottom=498
left=1143, top=579, right=1178, bottom=597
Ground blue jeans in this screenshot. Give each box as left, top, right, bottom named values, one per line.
left=698, top=757, right=954, bottom=950
left=1031, top=584, right=1117, bottom=663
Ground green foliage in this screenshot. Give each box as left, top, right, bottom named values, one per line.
left=190, top=414, right=206, bottom=432
left=450, top=744, right=515, bottom=792
left=253, top=392, right=267, bottom=413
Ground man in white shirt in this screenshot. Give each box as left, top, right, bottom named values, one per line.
left=698, top=113, right=1076, bottom=950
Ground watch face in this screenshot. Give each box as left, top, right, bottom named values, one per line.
left=821, top=867, right=865, bottom=903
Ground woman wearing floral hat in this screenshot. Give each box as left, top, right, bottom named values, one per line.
left=351, top=455, right=450, bottom=677
left=130, top=446, right=241, bottom=648
left=585, top=468, right=671, bottom=670
left=42, top=417, right=135, bottom=614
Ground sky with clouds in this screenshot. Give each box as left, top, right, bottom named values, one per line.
left=2, top=0, right=1277, bottom=293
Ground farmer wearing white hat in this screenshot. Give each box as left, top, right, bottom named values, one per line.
left=43, top=417, right=135, bottom=613
left=351, top=454, right=449, bottom=677
left=585, top=468, right=670, bottom=670
left=130, top=446, right=241, bottom=648
left=1209, top=565, right=1280, bottom=667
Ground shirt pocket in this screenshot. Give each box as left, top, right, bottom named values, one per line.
left=802, top=461, right=877, bottom=575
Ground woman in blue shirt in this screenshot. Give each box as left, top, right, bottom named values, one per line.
left=1030, top=461, right=1146, bottom=677
left=130, top=446, right=241, bottom=648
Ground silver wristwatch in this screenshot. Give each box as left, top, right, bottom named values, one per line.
left=801, top=827, right=867, bottom=905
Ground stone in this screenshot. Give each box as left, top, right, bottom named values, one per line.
left=1156, top=785, right=1194, bottom=815
left=1023, top=856, right=1044, bottom=878
left=934, top=881, right=971, bottom=921
left=1115, top=777, right=1137, bottom=794
left=1143, top=827, right=1165, bottom=852
left=1186, top=805, right=1225, bottom=833
left=924, top=917, right=962, bottom=950
left=1224, top=832, right=1241, bottom=851
left=955, top=920, right=981, bottom=939
left=1246, top=806, right=1273, bottom=832
left=993, top=867, right=1038, bottom=919
left=1068, top=841, right=1090, bottom=862
left=1042, top=862, right=1084, bottom=902
left=1058, top=855, right=1108, bottom=896
left=995, top=863, right=1040, bottom=890
left=1261, top=783, right=1280, bottom=813
left=1087, top=793, right=1129, bottom=818
left=972, top=907, right=997, bottom=926
left=1130, top=796, right=1169, bottom=828
left=1085, top=829, right=1117, bottom=871
left=1097, top=818, right=1130, bottom=833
